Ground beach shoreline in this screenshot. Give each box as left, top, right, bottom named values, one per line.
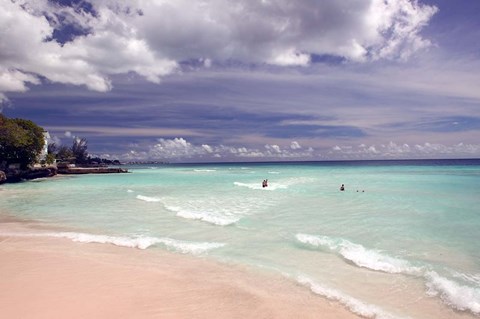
left=0, top=220, right=359, bottom=319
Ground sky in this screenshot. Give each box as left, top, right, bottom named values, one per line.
left=1, top=0, right=480, bottom=162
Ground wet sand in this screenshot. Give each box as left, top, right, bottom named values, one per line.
left=0, top=222, right=359, bottom=319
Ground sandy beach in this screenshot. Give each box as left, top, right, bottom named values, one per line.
left=0, top=221, right=359, bottom=319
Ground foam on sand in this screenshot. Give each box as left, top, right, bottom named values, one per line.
left=425, top=271, right=480, bottom=315
left=296, top=234, right=480, bottom=315
left=297, top=275, right=404, bottom=319
left=0, top=236, right=365, bottom=319
left=295, top=234, right=423, bottom=275
left=1, top=231, right=225, bottom=255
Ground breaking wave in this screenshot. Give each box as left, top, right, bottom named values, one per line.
left=297, top=276, right=404, bottom=319
left=165, top=205, right=239, bottom=226
left=296, top=234, right=480, bottom=315
left=295, top=234, right=423, bottom=275
left=233, top=182, right=287, bottom=191
left=425, top=271, right=480, bottom=315
left=136, top=195, right=161, bottom=202
left=1, top=231, right=225, bottom=255
left=193, top=169, right=217, bottom=172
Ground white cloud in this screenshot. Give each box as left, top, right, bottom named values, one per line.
left=120, top=137, right=317, bottom=161
left=202, top=144, right=213, bottom=153
left=265, top=144, right=281, bottom=153
left=0, top=0, right=437, bottom=100
left=106, top=137, right=480, bottom=162
left=290, top=141, right=302, bottom=150
left=328, top=141, right=480, bottom=159
left=270, top=49, right=311, bottom=66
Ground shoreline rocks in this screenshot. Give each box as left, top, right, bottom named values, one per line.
left=0, top=171, right=6, bottom=184
left=2, top=167, right=58, bottom=183
left=0, top=165, right=128, bottom=184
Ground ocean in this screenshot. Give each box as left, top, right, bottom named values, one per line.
left=1, top=159, right=479, bottom=319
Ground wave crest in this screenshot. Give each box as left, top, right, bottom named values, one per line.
left=136, top=195, right=161, bottom=202
left=425, top=271, right=480, bottom=315
left=297, top=276, right=404, bottom=319
left=168, top=206, right=240, bottom=226
left=233, top=181, right=287, bottom=190
left=296, top=234, right=423, bottom=275
left=2, top=231, right=225, bottom=255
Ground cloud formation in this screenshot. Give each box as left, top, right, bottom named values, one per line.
left=329, top=141, right=480, bottom=159
left=0, top=0, right=437, bottom=101
left=118, top=137, right=316, bottom=162
left=105, top=138, right=480, bottom=162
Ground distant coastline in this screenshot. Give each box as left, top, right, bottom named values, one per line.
left=128, top=157, right=480, bottom=166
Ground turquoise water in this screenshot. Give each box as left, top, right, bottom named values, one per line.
left=1, top=160, right=480, bottom=318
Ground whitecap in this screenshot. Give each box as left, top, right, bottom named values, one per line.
left=193, top=169, right=217, bottom=172
left=295, top=234, right=423, bottom=275
left=165, top=205, right=239, bottom=226
left=233, top=181, right=287, bottom=191
left=127, top=189, right=134, bottom=193
left=136, top=195, right=161, bottom=202
left=268, top=171, right=280, bottom=174
left=425, top=271, right=480, bottom=315
left=297, top=275, right=404, bottom=319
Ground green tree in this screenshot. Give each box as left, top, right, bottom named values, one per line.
left=72, top=137, right=88, bottom=164
left=0, top=114, right=45, bottom=168
left=56, top=145, right=74, bottom=162
left=45, top=153, right=56, bottom=165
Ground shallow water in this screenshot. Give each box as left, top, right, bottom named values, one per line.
left=1, top=159, right=479, bottom=319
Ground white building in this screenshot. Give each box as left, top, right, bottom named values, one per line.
left=38, top=131, right=50, bottom=161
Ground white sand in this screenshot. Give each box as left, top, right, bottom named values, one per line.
left=0, top=221, right=360, bottom=319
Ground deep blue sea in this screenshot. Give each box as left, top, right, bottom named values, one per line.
left=1, top=159, right=479, bottom=319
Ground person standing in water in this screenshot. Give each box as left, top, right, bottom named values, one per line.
left=340, top=184, right=345, bottom=191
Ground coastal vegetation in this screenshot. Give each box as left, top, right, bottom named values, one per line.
left=1, top=115, right=124, bottom=183
left=0, top=114, right=45, bottom=169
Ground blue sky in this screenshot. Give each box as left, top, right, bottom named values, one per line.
left=1, top=0, right=480, bottom=162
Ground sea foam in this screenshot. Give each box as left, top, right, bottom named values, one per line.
left=233, top=181, right=287, bottom=190
left=136, top=195, right=161, bottom=202
left=165, top=205, right=239, bottom=226
left=297, top=275, right=404, bottom=319
left=425, top=271, right=480, bottom=315
left=296, top=234, right=423, bottom=275
left=296, top=234, right=480, bottom=315
left=193, top=169, right=217, bottom=172
left=2, top=231, right=225, bottom=255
